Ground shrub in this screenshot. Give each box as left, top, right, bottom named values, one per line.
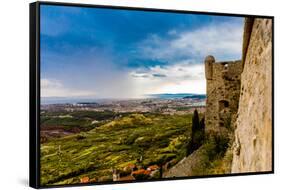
left=123, top=133, right=139, bottom=145
left=76, top=135, right=86, bottom=141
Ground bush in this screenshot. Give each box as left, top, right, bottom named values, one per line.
left=204, top=132, right=230, bottom=159
left=213, top=134, right=229, bottom=155
left=122, top=133, right=139, bottom=145
left=76, top=134, right=86, bottom=141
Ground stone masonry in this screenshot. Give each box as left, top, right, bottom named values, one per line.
left=164, top=17, right=272, bottom=177
left=205, top=56, right=242, bottom=133
left=232, top=18, right=272, bottom=172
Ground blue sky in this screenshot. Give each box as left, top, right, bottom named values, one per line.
left=40, top=5, right=244, bottom=99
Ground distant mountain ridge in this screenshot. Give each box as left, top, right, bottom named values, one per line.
left=147, top=93, right=206, bottom=99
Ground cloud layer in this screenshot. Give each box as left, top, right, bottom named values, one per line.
left=130, top=60, right=206, bottom=95
left=41, top=79, right=96, bottom=98
left=137, top=21, right=243, bottom=62
left=40, top=6, right=244, bottom=99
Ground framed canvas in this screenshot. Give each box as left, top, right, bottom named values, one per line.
left=29, top=1, right=274, bottom=188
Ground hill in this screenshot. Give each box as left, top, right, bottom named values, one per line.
left=40, top=113, right=194, bottom=185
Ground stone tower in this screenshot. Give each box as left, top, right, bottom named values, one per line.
left=205, top=55, right=215, bottom=80
left=204, top=55, right=242, bottom=133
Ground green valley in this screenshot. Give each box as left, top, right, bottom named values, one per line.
left=40, top=112, right=194, bottom=185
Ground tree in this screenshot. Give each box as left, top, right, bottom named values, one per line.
left=191, top=109, right=200, bottom=137
left=187, top=110, right=205, bottom=156
left=199, top=117, right=205, bottom=140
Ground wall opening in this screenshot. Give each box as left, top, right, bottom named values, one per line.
left=219, top=100, right=229, bottom=111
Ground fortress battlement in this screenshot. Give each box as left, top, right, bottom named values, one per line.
left=204, top=56, right=242, bottom=131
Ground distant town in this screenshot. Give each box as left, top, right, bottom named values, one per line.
left=41, top=94, right=206, bottom=115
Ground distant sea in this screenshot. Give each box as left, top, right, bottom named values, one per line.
left=41, top=93, right=206, bottom=105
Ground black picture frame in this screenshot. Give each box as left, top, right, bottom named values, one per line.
left=29, top=1, right=274, bottom=189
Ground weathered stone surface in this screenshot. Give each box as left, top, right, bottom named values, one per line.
left=205, top=57, right=242, bottom=133
left=232, top=18, right=272, bottom=172
left=205, top=55, right=215, bottom=80
left=164, top=18, right=272, bottom=177
left=242, top=18, right=254, bottom=67
left=163, top=145, right=209, bottom=178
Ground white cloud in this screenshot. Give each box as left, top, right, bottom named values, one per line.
left=130, top=21, right=243, bottom=96
left=41, top=21, right=243, bottom=99
left=41, top=78, right=62, bottom=89
left=138, top=21, right=243, bottom=62
left=41, top=78, right=96, bottom=98
left=130, top=60, right=206, bottom=95
left=131, top=21, right=243, bottom=95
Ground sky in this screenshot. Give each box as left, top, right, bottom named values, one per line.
left=40, top=5, right=244, bottom=99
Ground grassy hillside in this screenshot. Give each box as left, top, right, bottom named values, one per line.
left=40, top=113, right=193, bottom=186
left=40, top=110, right=123, bottom=132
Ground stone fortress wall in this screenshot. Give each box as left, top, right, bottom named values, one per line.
left=164, top=17, right=272, bottom=178
left=231, top=18, right=272, bottom=172
left=205, top=56, right=242, bottom=133
left=205, top=17, right=272, bottom=172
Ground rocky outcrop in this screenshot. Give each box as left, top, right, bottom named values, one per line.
left=232, top=18, right=273, bottom=172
